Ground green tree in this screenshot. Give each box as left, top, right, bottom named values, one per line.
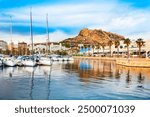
left=124, top=38, right=131, bottom=58
left=136, top=38, right=145, bottom=57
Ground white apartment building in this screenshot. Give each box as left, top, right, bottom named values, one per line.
left=79, top=40, right=150, bottom=56
left=28, top=42, right=69, bottom=54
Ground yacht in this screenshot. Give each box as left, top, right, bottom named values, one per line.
left=68, top=56, right=74, bottom=61
left=63, top=56, right=68, bottom=61
left=57, top=56, right=64, bottom=61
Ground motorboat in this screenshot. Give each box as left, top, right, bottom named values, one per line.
left=68, top=56, right=74, bottom=61
left=50, top=55, right=59, bottom=61
left=63, top=56, right=68, bottom=61
left=51, top=56, right=59, bottom=61
left=63, top=56, right=74, bottom=61
left=57, top=56, right=64, bottom=61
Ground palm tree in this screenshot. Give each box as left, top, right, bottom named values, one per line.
left=96, top=44, right=101, bottom=57
left=108, top=40, right=113, bottom=57
left=92, top=45, right=95, bottom=56
left=84, top=44, right=88, bottom=56
left=88, top=44, right=91, bottom=56
left=136, top=38, right=145, bottom=57
left=124, top=38, right=131, bottom=58
left=115, top=40, right=120, bottom=57
left=80, top=46, right=84, bottom=55
left=101, top=43, right=106, bottom=56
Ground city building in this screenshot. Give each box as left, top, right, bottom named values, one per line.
left=18, top=42, right=28, bottom=55
left=0, top=40, right=7, bottom=51
left=8, top=42, right=18, bottom=55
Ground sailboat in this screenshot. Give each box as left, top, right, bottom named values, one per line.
left=3, top=57, right=17, bottom=67
left=3, top=16, right=17, bottom=67
left=39, top=14, right=52, bottom=66
left=22, top=8, right=36, bottom=67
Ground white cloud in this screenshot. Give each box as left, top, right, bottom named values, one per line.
left=49, top=30, right=75, bottom=42
left=127, top=32, right=150, bottom=40
left=0, top=30, right=74, bottom=44
left=0, top=1, right=150, bottom=41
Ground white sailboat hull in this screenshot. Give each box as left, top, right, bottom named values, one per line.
left=40, top=58, right=52, bottom=66
left=3, top=60, right=17, bottom=67
left=0, top=61, right=2, bottom=67
left=22, top=60, right=36, bottom=67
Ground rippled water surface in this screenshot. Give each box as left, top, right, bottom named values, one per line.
left=0, top=59, right=150, bottom=100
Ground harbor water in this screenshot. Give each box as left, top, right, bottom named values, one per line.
left=0, top=59, right=150, bottom=100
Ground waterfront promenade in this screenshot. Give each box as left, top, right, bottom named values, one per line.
left=73, top=56, right=150, bottom=67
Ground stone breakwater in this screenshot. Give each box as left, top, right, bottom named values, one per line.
left=73, top=56, right=150, bottom=67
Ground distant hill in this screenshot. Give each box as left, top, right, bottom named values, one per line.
left=61, top=28, right=125, bottom=47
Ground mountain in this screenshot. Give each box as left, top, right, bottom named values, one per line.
left=61, top=28, right=125, bottom=47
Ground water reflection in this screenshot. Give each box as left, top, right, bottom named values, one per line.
left=74, top=59, right=150, bottom=84
left=126, top=70, right=131, bottom=84
left=0, top=60, right=150, bottom=100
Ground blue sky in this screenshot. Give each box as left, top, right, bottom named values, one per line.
left=0, top=0, right=150, bottom=43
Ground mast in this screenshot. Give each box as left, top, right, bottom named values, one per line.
left=10, top=16, right=13, bottom=55
left=46, top=13, right=50, bottom=55
left=30, top=7, right=34, bottom=59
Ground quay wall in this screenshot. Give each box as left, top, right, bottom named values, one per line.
left=73, top=56, right=150, bottom=67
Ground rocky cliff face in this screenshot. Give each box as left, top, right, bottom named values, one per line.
left=61, top=28, right=125, bottom=46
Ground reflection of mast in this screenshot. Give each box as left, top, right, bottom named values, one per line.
left=138, top=72, right=145, bottom=84
left=108, top=62, right=113, bottom=77
left=126, top=69, right=131, bottom=83
left=46, top=14, right=50, bottom=55
left=29, top=68, right=35, bottom=100
left=115, top=67, right=120, bottom=79
left=47, top=66, right=52, bottom=99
